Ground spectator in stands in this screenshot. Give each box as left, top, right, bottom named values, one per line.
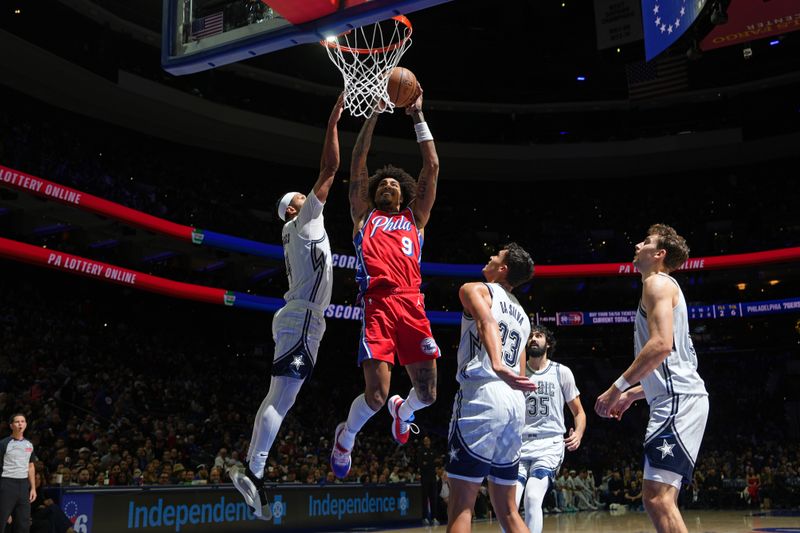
left=702, top=466, right=722, bottom=508
left=607, top=470, right=625, bottom=510
left=556, top=471, right=573, bottom=511
left=624, top=479, right=643, bottom=511
left=209, top=467, right=223, bottom=485
left=74, top=469, right=91, bottom=487
left=213, top=448, right=229, bottom=470
left=100, top=444, right=121, bottom=470
left=30, top=472, right=74, bottom=533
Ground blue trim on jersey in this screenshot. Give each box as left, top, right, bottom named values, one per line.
left=357, top=302, right=373, bottom=365
left=307, top=237, right=327, bottom=304
left=529, top=361, right=554, bottom=376
left=353, top=210, right=375, bottom=298
left=662, top=359, right=675, bottom=396
left=483, top=282, right=494, bottom=299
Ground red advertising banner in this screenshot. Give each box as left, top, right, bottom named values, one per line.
left=0, top=164, right=194, bottom=241
left=0, top=237, right=225, bottom=305
left=701, top=0, right=800, bottom=50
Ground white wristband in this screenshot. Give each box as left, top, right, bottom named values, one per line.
left=614, top=375, right=631, bottom=392
left=414, top=121, right=433, bottom=143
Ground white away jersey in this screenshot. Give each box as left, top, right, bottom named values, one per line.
left=457, top=283, right=531, bottom=386
left=523, top=362, right=579, bottom=437
left=281, top=191, right=332, bottom=308
left=634, top=273, right=707, bottom=403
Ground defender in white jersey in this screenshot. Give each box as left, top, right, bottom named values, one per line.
left=595, top=224, right=708, bottom=533
left=446, top=243, right=536, bottom=533
left=514, top=325, right=586, bottom=533
left=232, top=95, right=343, bottom=520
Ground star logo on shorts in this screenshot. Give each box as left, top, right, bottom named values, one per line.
left=291, top=355, right=305, bottom=371
left=448, top=446, right=459, bottom=462
left=656, top=439, right=675, bottom=459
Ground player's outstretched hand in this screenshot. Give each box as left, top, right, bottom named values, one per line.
left=594, top=384, right=622, bottom=418
left=330, top=92, right=345, bottom=124
left=564, top=428, right=582, bottom=452
left=610, top=391, right=635, bottom=421
left=495, top=366, right=537, bottom=392
left=406, top=83, right=423, bottom=115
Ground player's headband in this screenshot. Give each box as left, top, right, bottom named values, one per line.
left=277, top=192, right=301, bottom=221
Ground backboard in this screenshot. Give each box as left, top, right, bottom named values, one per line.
left=162, top=0, right=452, bottom=75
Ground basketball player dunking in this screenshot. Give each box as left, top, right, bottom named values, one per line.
left=595, top=224, right=708, bottom=533
left=514, top=325, right=587, bottom=533
left=445, top=244, right=536, bottom=533
left=232, top=95, right=343, bottom=519
left=331, top=87, right=440, bottom=478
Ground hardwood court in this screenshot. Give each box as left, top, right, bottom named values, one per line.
left=380, top=510, right=800, bottom=533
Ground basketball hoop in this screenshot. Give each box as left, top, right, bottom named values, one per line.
left=322, top=16, right=413, bottom=118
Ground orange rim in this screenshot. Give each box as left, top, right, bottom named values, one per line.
left=320, top=15, right=412, bottom=54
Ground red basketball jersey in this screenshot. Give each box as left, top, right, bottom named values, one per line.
left=354, top=208, right=423, bottom=295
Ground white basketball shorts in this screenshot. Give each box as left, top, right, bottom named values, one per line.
left=446, top=381, right=525, bottom=485
left=643, top=393, right=709, bottom=487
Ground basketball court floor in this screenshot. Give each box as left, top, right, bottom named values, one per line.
left=377, top=510, right=800, bottom=533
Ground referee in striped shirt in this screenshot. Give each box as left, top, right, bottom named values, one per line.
left=1, top=414, right=36, bottom=533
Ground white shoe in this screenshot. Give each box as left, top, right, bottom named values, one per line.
left=330, top=422, right=352, bottom=478
left=231, top=466, right=272, bottom=520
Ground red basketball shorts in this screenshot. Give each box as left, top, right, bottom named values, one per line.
left=358, top=290, right=440, bottom=366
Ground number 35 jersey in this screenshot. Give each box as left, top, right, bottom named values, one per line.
left=354, top=208, right=423, bottom=297
left=523, top=362, right=579, bottom=437
left=456, top=283, right=531, bottom=387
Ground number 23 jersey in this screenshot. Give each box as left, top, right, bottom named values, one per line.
left=456, top=283, right=531, bottom=386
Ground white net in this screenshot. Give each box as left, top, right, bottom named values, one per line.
left=323, top=16, right=413, bottom=118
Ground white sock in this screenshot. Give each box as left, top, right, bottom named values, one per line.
left=523, top=476, right=549, bottom=533
left=515, top=478, right=526, bottom=511
left=247, top=376, right=303, bottom=478
left=341, top=394, right=378, bottom=450
left=398, top=388, right=429, bottom=421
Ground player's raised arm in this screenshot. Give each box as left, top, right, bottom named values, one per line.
left=349, top=113, right=379, bottom=229
left=313, top=93, right=344, bottom=203
left=459, top=282, right=535, bottom=392
left=407, top=89, right=439, bottom=230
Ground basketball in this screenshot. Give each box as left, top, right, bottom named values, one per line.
left=386, top=67, right=420, bottom=108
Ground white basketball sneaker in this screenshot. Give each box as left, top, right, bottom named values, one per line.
left=330, top=422, right=352, bottom=479
left=231, top=465, right=273, bottom=521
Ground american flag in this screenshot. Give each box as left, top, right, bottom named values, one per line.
left=191, top=11, right=224, bottom=39
left=625, top=55, right=688, bottom=100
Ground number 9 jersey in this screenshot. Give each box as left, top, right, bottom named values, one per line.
left=456, top=283, right=531, bottom=386
left=354, top=208, right=423, bottom=297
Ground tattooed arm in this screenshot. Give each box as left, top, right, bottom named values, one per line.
left=350, top=114, right=379, bottom=235
left=407, top=92, right=439, bottom=231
